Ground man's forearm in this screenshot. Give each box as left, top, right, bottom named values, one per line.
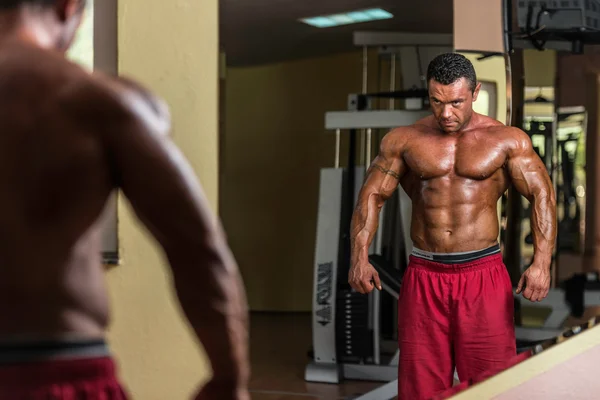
left=168, top=238, right=249, bottom=384
left=351, top=193, right=383, bottom=265
left=530, top=190, right=557, bottom=268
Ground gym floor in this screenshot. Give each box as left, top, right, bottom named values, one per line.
left=248, top=312, right=383, bottom=400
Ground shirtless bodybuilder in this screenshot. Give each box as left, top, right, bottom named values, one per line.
left=349, top=52, right=556, bottom=400
left=0, top=1, right=249, bottom=399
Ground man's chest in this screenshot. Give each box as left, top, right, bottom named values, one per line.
left=402, top=133, right=508, bottom=180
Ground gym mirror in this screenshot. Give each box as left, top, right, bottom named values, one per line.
left=447, top=48, right=591, bottom=400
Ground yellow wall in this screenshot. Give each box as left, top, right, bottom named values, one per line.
left=104, top=1, right=218, bottom=399
left=524, top=49, right=556, bottom=88
left=454, top=0, right=505, bottom=54
left=222, top=51, right=380, bottom=312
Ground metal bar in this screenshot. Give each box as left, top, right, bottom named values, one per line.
left=514, top=326, right=564, bottom=342
left=512, top=39, right=573, bottom=51
left=353, top=31, right=453, bottom=47
left=325, top=110, right=430, bottom=130
left=372, top=289, right=380, bottom=365
left=362, top=46, right=369, bottom=94
left=334, top=129, right=341, bottom=168
left=390, top=54, right=396, bottom=110
left=503, top=0, right=513, bottom=53
left=342, top=364, right=397, bottom=381
left=360, top=46, right=369, bottom=166
left=551, top=108, right=559, bottom=287
left=365, top=128, right=372, bottom=170
left=557, top=106, right=587, bottom=115
left=343, top=129, right=357, bottom=276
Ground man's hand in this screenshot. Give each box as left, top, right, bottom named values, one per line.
left=349, top=262, right=382, bottom=294
left=516, top=263, right=551, bottom=302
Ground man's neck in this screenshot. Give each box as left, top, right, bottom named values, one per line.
left=0, top=9, right=58, bottom=50
left=453, top=112, right=479, bottom=134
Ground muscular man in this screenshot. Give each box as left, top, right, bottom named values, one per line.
left=349, top=53, right=556, bottom=399
left=0, top=1, right=249, bottom=399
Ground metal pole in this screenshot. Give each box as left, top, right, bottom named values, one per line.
left=335, top=129, right=341, bottom=169
left=360, top=46, right=369, bottom=166
left=372, top=289, right=381, bottom=365
left=362, top=46, right=369, bottom=94
left=389, top=54, right=396, bottom=110
left=365, top=128, right=372, bottom=170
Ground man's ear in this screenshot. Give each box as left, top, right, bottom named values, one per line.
left=472, top=82, right=482, bottom=101
left=53, top=0, right=79, bottom=23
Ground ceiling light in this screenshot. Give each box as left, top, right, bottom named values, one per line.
left=300, top=8, right=394, bottom=28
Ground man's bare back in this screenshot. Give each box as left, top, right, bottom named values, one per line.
left=0, top=2, right=249, bottom=399
left=0, top=41, right=116, bottom=339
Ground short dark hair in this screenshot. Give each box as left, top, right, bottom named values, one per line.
left=426, top=53, right=477, bottom=93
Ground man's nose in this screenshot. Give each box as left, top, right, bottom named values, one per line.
left=442, top=105, right=452, bottom=119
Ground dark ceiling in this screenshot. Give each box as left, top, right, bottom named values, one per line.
left=220, top=0, right=454, bottom=67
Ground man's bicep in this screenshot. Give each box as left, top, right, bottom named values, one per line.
left=506, top=134, right=552, bottom=199
left=363, top=133, right=406, bottom=196
left=359, top=160, right=402, bottom=204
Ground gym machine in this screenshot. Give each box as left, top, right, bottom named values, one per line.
left=305, top=105, right=429, bottom=386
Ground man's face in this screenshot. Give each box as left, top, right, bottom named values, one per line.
left=428, top=77, right=481, bottom=133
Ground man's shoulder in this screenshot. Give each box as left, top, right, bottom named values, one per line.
left=477, top=116, right=527, bottom=139
left=389, top=115, right=434, bottom=136
left=484, top=124, right=528, bottom=141
left=61, top=72, right=170, bottom=136
left=479, top=121, right=532, bottom=156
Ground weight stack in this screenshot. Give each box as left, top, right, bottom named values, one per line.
left=336, top=287, right=373, bottom=363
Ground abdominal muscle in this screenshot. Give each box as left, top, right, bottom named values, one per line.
left=407, top=178, right=504, bottom=253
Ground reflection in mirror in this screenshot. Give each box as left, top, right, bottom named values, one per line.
left=443, top=0, right=600, bottom=397
left=446, top=56, right=593, bottom=400
left=555, top=107, right=587, bottom=258
left=521, top=86, right=556, bottom=269
left=443, top=50, right=594, bottom=398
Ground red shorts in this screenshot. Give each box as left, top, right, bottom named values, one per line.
left=0, top=357, right=129, bottom=399
left=398, top=252, right=516, bottom=400
left=431, top=351, right=532, bottom=399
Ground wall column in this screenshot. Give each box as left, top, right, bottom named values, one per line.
left=453, top=0, right=505, bottom=53
left=585, top=72, right=600, bottom=270
left=105, top=1, right=219, bottom=399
